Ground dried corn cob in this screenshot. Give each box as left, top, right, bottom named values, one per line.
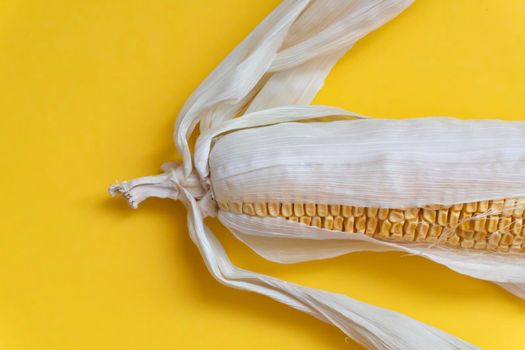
left=112, top=112, right=525, bottom=350
left=108, top=0, right=525, bottom=349
left=207, top=117, right=525, bottom=264
left=218, top=199, right=525, bottom=253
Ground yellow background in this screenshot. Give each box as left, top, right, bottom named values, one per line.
left=1, top=1, right=524, bottom=349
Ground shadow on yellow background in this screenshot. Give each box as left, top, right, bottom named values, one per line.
left=0, top=1, right=524, bottom=349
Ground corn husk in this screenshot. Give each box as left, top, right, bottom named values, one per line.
left=109, top=1, right=525, bottom=349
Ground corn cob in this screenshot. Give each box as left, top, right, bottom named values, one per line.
left=218, top=199, right=525, bottom=253
left=109, top=112, right=523, bottom=350
left=113, top=112, right=525, bottom=349
left=109, top=0, right=525, bottom=348
left=207, top=117, right=525, bottom=262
